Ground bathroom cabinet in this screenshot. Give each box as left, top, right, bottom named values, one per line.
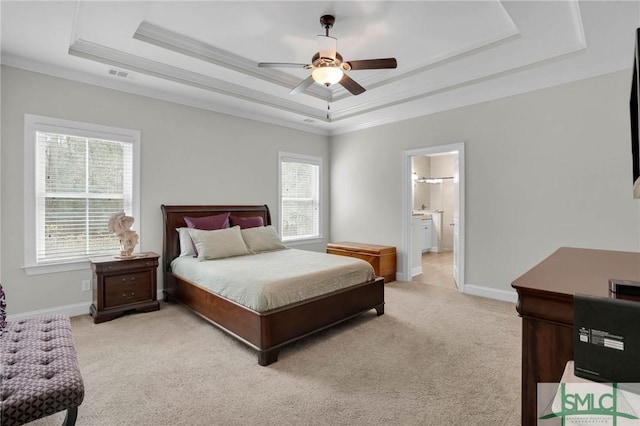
left=421, top=219, right=432, bottom=252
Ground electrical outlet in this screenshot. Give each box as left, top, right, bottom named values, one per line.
left=81, top=280, right=91, bottom=292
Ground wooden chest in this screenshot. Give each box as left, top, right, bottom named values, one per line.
left=327, top=241, right=396, bottom=283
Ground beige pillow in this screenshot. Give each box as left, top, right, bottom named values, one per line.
left=188, top=226, right=250, bottom=260
left=176, top=227, right=196, bottom=257
left=241, top=225, right=287, bottom=253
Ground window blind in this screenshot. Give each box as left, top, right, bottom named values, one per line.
left=34, top=131, right=133, bottom=261
left=280, top=156, right=320, bottom=240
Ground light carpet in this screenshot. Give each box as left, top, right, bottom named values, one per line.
left=28, top=281, right=521, bottom=425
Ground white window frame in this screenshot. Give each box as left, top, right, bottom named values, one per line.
left=278, top=151, right=323, bottom=245
left=23, top=114, right=140, bottom=275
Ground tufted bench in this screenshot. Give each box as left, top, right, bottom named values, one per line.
left=1, top=314, right=85, bottom=426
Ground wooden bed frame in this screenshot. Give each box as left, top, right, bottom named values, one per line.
left=161, top=204, right=385, bottom=365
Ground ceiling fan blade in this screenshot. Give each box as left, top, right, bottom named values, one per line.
left=289, top=75, right=315, bottom=95
left=317, top=35, right=337, bottom=60
left=345, top=58, right=397, bottom=70
left=339, top=74, right=366, bottom=96
left=258, top=62, right=310, bottom=68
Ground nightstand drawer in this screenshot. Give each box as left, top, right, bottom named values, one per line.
left=104, top=271, right=150, bottom=288
left=96, top=257, right=158, bottom=274
left=104, top=272, right=152, bottom=308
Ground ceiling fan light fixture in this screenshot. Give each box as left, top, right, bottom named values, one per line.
left=312, top=66, right=343, bottom=86
left=258, top=14, right=397, bottom=95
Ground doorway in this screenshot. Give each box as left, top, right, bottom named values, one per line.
left=401, top=143, right=465, bottom=291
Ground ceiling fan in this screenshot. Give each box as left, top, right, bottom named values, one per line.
left=258, top=15, right=397, bottom=96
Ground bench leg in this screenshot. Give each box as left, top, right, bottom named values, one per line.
left=62, top=406, right=78, bottom=426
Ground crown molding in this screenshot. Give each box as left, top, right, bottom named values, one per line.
left=133, top=21, right=330, bottom=101
left=1, top=54, right=330, bottom=136
left=330, top=27, right=522, bottom=101
left=66, top=2, right=591, bottom=127
left=329, top=38, right=588, bottom=122
left=65, top=32, right=590, bottom=127
left=4, top=0, right=596, bottom=137
left=132, top=20, right=524, bottom=106
left=68, top=39, right=329, bottom=122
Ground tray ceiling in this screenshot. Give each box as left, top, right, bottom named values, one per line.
left=1, top=1, right=638, bottom=135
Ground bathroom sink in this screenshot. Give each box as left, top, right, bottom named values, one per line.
left=412, top=211, right=433, bottom=219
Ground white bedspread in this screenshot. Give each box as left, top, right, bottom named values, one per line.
left=170, top=249, right=376, bottom=312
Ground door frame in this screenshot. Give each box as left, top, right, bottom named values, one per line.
left=401, top=143, right=465, bottom=291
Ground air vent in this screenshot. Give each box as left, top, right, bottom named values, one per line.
left=108, top=68, right=129, bottom=78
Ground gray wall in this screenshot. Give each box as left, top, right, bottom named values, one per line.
left=1, top=66, right=329, bottom=315
left=331, top=69, right=640, bottom=295
left=3, top=65, right=640, bottom=314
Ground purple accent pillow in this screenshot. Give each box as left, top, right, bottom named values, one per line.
left=230, top=215, right=264, bottom=229
left=0, top=283, right=6, bottom=331
left=184, top=213, right=230, bottom=230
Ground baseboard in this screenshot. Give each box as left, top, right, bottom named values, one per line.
left=463, top=284, right=518, bottom=303
left=411, top=266, right=423, bottom=277
left=7, top=302, right=91, bottom=321
left=7, top=287, right=517, bottom=319
left=7, top=290, right=165, bottom=321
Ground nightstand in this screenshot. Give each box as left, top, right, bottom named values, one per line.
left=89, top=252, right=160, bottom=324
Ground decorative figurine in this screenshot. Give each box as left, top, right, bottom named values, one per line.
left=108, top=212, right=139, bottom=258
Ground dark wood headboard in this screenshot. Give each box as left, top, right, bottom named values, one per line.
left=160, top=204, right=272, bottom=274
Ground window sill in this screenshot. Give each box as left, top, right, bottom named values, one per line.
left=283, top=237, right=324, bottom=246
left=23, top=259, right=92, bottom=276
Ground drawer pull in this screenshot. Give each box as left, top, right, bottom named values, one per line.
left=122, top=292, right=136, bottom=297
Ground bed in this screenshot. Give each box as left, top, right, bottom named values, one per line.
left=161, top=204, right=385, bottom=365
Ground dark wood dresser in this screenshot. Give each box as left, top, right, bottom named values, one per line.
left=327, top=241, right=396, bottom=283
left=511, top=247, right=640, bottom=425
left=90, top=252, right=160, bottom=324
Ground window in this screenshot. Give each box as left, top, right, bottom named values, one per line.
left=24, top=115, right=140, bottom=274
left=278, top=152, right=322, bottom=243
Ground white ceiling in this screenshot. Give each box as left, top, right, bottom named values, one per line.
left=1, top=1, right=639, bottom=136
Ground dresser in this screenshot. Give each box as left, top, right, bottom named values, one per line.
left=89, top=252, right=160, bottom=324
left=326, top=241, right=396, bottom=283
left=511, top=247, right=640, bottom=426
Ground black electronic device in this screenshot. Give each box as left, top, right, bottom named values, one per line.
left=610, top=279, right=640, bottom=297
left=574, top=294, right=640, bottom=383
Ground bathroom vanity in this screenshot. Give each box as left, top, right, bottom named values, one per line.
left=413, top=210, right=442, bottom=253
left=411, top=210, right=443, bottom=276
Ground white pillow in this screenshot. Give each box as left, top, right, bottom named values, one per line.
left=176, top=227, right=196, bottom=257
left=188, top=226, right=250, bottom=260
left=241, top=225, right=287, bottom=253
